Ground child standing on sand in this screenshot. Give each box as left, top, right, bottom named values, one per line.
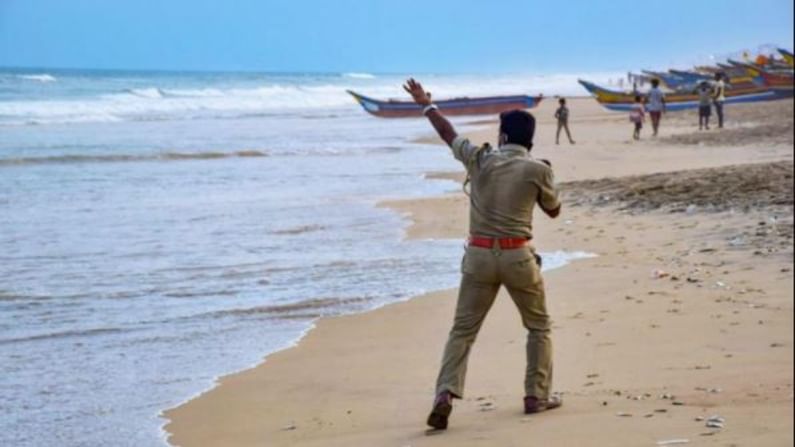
left=697, top=81, right=712, bottom=130
left=630, top=95, right=645, bottom=140
left=554, top=98, right=575, bottom=145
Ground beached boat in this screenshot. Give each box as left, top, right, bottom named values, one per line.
left=714, top=63, right=755, bottom=79
left=346, top=90, right=542, bottom=118
left=694, top=65, right=724, bottom=75
left=578, top=79, right=775, bottom=112
left=779, top=48, right=794, bottom=67
left=728, top=63, right=794, bottom=99
left=642, top=67, right=755, bottom=91
left=641, top=70, right=686, bottom=89
left=727, top=59, right=794, bottom=75
left=642, top=70, right=712, bottom=89
left=668, top=69, right=712, bottom=83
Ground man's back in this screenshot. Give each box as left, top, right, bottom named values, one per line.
left=451, top=138, right=560, bottom=239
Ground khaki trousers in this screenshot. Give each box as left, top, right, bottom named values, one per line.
left=435, top=244, right=552, bottom=399
left=556, top=120, right=574, bottom=144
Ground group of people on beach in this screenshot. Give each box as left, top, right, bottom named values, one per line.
left=696, top=73, right=727, bottom=130
left=554, top=73, right=729, bottom=143
left=628, top=78, right=666, bottom=140
left=629, top=73, right=728, bottom=139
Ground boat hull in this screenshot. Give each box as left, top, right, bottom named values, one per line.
left=347, top=90, right=542, bottom=118
left=730, top=63, right=794, bottom=99
left=778, top=48, right=794, bottom=67
left=578, top=79, right=777, bottom=112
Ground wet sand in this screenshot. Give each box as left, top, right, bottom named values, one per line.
left=164, top=98, right=794, bottom=446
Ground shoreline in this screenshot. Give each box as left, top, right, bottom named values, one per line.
left=163, top=98, right=793, bottom=446
left=157, top=183, right=594, bottom=445
left=158, top=101, right=599, bottom=443
left=153, top=121, right=504, bottom=443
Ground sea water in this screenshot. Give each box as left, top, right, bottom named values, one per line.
left=0, top=69, right=599, bottom=446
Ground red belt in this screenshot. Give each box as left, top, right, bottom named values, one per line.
left=468, top=236, right=529, bottom=249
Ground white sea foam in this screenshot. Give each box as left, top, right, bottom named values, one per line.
left=0, top=72, right=622, bottom=125
left=18, top=73, right=57, bottom=82
left=161, top=88, right=225, bottom=97
left=127, top=87, right=164, bottom=98
left=343, top=72, right=377, bottom=79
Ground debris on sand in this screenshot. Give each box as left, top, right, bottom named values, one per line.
left=657, top=439, right=690, bottom=446
left=706, top=415, right=725, bottom=429
left=652, top=269, right=670, bottom=279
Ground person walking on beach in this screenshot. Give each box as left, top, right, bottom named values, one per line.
left=554, top=98, right=576, bottom=145
left=630, top=95, right=646, bottom=140
left=402, top=78, right=563, bottom=431
left=697, top=81, right=713, bottom=130
left=713, top=73, right=726, bottom=129
left=646, top=78, right=666, bottom=137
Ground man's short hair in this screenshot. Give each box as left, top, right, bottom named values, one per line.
left=651, top=78, right=660, bottom=87
left=499, top=110, right=535, bottom=148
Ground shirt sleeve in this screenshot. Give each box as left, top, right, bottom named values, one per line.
left=536, top=166, right=561, bottom=212
left=450, top=136, right=482, bottom=167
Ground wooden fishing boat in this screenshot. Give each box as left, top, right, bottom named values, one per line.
left=715, top=63, right=754, bottom=79
left=779, top=48, right=794, bottom=67
left=641, top=70, right=686, bottom=89
left=694, top=65, right=722, bottom=73
left=727, top=59, right=793, bottom=74
left=668, top=69, right=712, bottom=83
left=728, top=62, right=794, bottom=99
left=640, top=66, right=760, bottom=93
left=643, top=70, right=713, bottom=89
left=578, top=79, right=775, bottom=112
left=346, top=90, right=542, bottom=118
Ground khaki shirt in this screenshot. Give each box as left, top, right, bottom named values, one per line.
left=450, top=136, right=560, bottom=239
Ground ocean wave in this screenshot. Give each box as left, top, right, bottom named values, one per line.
left=270, top=224, right=328, bottom=235
left=160, top=88, right=225, bottom=98
left=18, top=73, right=57, bottom=83
left=126, top=87, right=164, bottom=98
left=0, top=71, right=624, bottom=125
left=0, top=327, right=125, bottom=345
left=343, top=72, right=376, bottom=79
left=0, top=83, right=363, bottom=125
left=0, top=145, right=403, bottom=167
left=205, top=296, right=375, bottom=320
left=0, top=150, right=269, bottom=166
left=126, top=87, right=226, bottom=99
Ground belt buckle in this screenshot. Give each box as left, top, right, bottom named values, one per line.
left=491, top=238, right=502, bottom=256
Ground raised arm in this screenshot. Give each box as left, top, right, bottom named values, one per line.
left=403, top=78, right=458, bottom=146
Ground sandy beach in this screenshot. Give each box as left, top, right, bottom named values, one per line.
left=164, top=98, right=794, bottom=446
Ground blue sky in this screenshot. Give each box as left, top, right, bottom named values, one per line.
left=1, top=0, right=793, bottom=73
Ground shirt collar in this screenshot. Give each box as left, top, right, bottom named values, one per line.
left=498, top=143, right=529, bottom=157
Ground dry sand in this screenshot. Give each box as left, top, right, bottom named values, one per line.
left=164, top=98, right=794, bottom=446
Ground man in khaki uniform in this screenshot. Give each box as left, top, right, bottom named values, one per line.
left=402, top=79, right=562, bottom=430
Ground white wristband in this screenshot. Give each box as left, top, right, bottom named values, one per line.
left=422, top=104, right=439, bottom=115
